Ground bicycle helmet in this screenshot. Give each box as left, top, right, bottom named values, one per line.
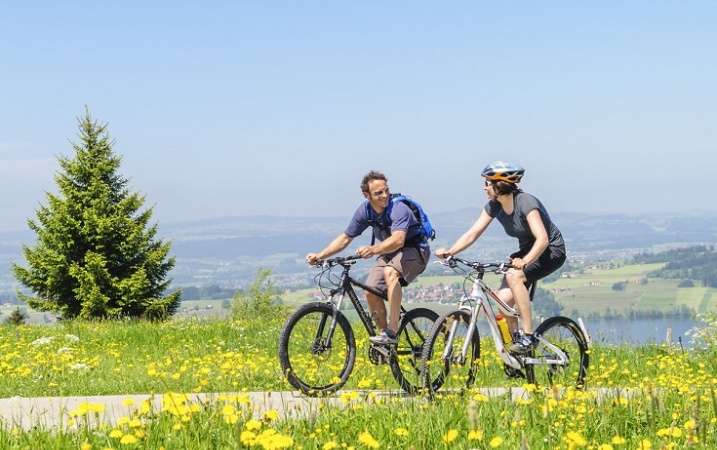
left=481, top=161, right=525, bottom=183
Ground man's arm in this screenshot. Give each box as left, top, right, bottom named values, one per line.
left=356, top=230, right=406, bottom=259
left=306, top=233, right=354, bottom=265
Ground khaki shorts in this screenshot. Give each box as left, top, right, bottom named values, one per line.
left=365, top=246, right=429, bottom=293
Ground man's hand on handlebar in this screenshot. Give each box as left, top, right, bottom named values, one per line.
left=306, top=253, right=321, bottom=266
left=355, top=246, right=375, bottom=259
left=434, top=248, right=452, bottom=259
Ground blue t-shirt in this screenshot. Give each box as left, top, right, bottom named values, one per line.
left=485, top=192, right=565, bottom=257
left=345, top=201, right=428, bottom=251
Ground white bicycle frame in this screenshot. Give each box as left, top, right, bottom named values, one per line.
left=446, top=272, right=576, bottom=372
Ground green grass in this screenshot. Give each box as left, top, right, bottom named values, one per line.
left=1, top=315, right=717, bottom=448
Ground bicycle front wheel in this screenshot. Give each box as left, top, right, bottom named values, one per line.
left=526, top=316, right=589, bottom=390
left=421, top=309, right=480, bottom=393
left=390, top=307, right=439, bottom=395
left=278, top=302, right=356, bottom=396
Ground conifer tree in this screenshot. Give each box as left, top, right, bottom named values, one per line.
left=12, top=109, right=181, bottom=320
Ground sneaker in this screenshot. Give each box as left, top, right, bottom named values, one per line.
left=369, top=328, right=398, bottom=345
left=509, top=334, right=536, bottom=354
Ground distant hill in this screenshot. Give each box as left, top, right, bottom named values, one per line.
left=2, top=210, right=716, bottom=292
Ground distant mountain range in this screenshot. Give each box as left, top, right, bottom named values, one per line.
left=2, top=210, right=716, bottom=292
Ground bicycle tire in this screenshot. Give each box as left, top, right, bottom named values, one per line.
left=421, top=309, right=481, bottom=393
left=278, top=302, right=356, bottom=396
left=526, top=316, right=589, bottom=390
left=389, top=307, right=439, bottom=394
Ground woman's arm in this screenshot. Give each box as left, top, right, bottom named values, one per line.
left=512, top=209, right=549, bottom=269
left=436, top=209, right=493, bottom=257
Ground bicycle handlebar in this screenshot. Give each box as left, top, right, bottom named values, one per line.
left=313, top=254, right=362, bottom=269
left=439, top=256, right=513, bottom=273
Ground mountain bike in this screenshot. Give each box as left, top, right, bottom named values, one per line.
left=278, top=255, right=441, bottom=396
left=421, top=256, right=590, bottom=392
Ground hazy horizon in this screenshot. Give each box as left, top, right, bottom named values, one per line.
left=2, top=1, right=716, bottom=232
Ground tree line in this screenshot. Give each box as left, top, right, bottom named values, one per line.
left=631, top=245, right=717, bottom=288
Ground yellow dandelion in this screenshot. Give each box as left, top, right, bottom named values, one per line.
left=264, top=409, right=280, bottom=421
left=109, top=429, right=123, bottom=439
left=637, top=439, right=652, bottom=449
left=489, top=436, right=504, bottom=447
left=81, top=443, right=92, bottom=450
left=442, top=429, right=459, bottom=443
left=597, top=445, right=613, bottom=450
left=245, top=419, right=262, bottom=431
left=120, top=434, right=138, bottom=445
left=122, top=398, right=136, bottom=407
left=323, top=441, right=339, bottom=449
left=358, top=431, right=380, bottom=449
left=395, top=427, right=409, bottom=437
left=612, top=436, right=626, bottom=445
left=468, top=429, right=483, bottom=441
left=566, top=431, right=587, bottom=446
left=473, top=392, right=489, bottom=402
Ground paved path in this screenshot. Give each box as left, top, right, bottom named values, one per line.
left=0, top=388, right=531, bottom=431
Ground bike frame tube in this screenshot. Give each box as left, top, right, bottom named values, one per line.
left=471, top=278, right=523, bottom=369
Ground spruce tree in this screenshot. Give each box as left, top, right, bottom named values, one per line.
left=12, top=109, right=181, bottom=320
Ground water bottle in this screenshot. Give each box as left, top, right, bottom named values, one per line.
left=496, top=314, right=511, bottom=344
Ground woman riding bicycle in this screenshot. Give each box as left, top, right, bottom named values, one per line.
left=434, top=161, right=566, bottom=353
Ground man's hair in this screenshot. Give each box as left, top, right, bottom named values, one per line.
left=360, top=170, right=387, bottom=193
left=492, top=180, right=521, bottom=196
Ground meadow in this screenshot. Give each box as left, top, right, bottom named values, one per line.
left=1, top=310, right=716, bottom=449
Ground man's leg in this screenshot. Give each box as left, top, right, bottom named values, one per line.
left=366, top=291, right=387, bottom=331
left=383, top=265, right=403, bottom=333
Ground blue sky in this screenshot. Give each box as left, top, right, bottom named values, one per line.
left=1, top=1, right=716, bottom=232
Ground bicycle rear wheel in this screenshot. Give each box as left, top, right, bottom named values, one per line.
left=278, top=302, right=356, bottom=396
left=526, top=316, right=589, bottom=390
left=390, top=307, right=439, bottom=394
left=421, top=309, right=480, bottom=393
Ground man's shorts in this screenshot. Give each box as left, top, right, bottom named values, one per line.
left=366, top=246, right=430, bottom=293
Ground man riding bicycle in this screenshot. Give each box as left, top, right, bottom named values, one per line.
left=306, top=170, right=430, bottom=345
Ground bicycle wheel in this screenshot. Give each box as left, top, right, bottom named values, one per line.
left=421, top=309, right=480, bottom=393
left=526, top=316, right=589, bottom=390
left=278, top=302, right=356, bottom=396
left=390, top=307, right=439, bottom=394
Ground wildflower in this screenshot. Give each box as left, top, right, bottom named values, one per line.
left=31, top=337, right=54, bottom=346
left=120, top=434, right=138, bottom=444
left=245, top=419, right=262, bottom=431
left=468, top=429, right=483, bottom=441
left=489, top=436, right=504, bottom=447
left=612, top=436, right=626, bottom=445
left=109, top=429, right=123, bottom=439
left=264, top=409, right=280, bottom=421
left=81, top=443, right=92, bottom=450
left=122, top=398, right=136, bottom=407
left=358, top=431, right=380, bottom=449
left=323, top=442, right=339, bottom=449
left=597, top=444, right=614, bottom=450
left=566, top=431, right=587, bottom=446
left=442, top=429, right=458, bottom=444
left=637, top=439, right=652, bottom=449
left=395, top=427, right=409, bottom=437
left=65, top=334, right=80, bottom=342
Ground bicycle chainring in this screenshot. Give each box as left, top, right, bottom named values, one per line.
left=368, top=344, right=391, bottom=365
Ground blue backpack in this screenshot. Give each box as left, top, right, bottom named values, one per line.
left=365, top=193, right=436, bottom=245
